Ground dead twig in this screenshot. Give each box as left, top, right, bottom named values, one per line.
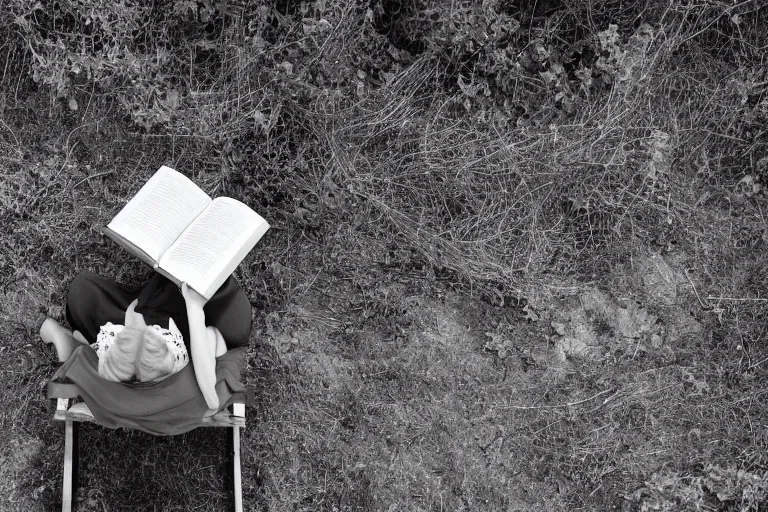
left=684, top=269, right=714, bottom=310
left=72, top=170, right=114, bottom=188
left=705, top=296, right=768, bottom=302
left=501, top=388, right=615, bottom=410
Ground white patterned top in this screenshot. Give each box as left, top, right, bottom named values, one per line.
left=92, top=317, right=189, bottom=380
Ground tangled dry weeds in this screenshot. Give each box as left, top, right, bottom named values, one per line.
left=2, top=0, right=768, bottom=510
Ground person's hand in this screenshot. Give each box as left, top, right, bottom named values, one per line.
left=181, top=282, right=208, bottom=311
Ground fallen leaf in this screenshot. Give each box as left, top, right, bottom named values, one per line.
left=523, top=304, right=539, bottom=322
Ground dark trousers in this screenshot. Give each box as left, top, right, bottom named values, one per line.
left=66, top=271, right=251, bottom=349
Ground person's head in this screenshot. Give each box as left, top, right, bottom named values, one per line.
left=99, top=326, right=174, bottom=382
left=99, top=325, right=143, bottom=382
left=134, top=327, right=174, bottom=382
left=126, top=298, right=174, bottom=382
left=98, top=299, right=175, bottom=382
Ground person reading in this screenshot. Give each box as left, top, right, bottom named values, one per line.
left=41, top=166, right=269, bottom=430
left=41, top=272, right=249, bottom=414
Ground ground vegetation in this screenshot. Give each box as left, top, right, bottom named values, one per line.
left=2, top=0, right=768, bottom=510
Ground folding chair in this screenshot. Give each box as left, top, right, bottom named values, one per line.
left=49, top=393, right=245, bottom=512
left=47, top=342, right=247, bottom=512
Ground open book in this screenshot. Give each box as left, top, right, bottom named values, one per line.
left=103, top=166, right=270, bottom=299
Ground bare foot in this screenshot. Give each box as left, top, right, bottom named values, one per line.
left=40, top=318, right=84, bottom=362
left=40, top=318, right=69, bottom=343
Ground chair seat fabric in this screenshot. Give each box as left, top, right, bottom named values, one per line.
left=47, top=345, right=246, bottom=435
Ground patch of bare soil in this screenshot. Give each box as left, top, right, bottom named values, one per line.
left=545, top=251, right=703, bottom=369
left=249, top=249, right=711, bottom=510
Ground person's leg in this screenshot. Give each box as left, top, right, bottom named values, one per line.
left=204, top=276, right=252, bottom=349
left=40, top=318, right=88, bottom=362
left=66, top=271, right=138, bottom=343
left=99, top=271, right=251, bottom=349
left=133, top=272, right=189, bottom=340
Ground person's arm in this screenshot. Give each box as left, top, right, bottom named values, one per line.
left=181, top=283, right=219, bottom=412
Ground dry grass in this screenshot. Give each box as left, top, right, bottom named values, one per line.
left=2, top=1, right=768, bottom=511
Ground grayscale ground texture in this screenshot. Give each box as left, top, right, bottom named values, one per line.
left=2, top=1, right=768, bottom=511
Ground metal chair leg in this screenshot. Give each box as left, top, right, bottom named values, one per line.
left=228, top=403, right=245, bottom=512
left=232, top=425, right=242, bottom=512
left=63, top=419, right=78, bottom=512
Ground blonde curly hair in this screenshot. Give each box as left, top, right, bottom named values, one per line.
left=98, top=326, right=174, bottom=383
left=135, top=327, right=174, bottom=382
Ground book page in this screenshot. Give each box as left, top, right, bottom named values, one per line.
left=158, top=197, right=269, bottom=298
left=106, top=166, right=211, bottom=261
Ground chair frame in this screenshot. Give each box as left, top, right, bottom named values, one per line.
left=53, top=397, right=245, bottom=512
